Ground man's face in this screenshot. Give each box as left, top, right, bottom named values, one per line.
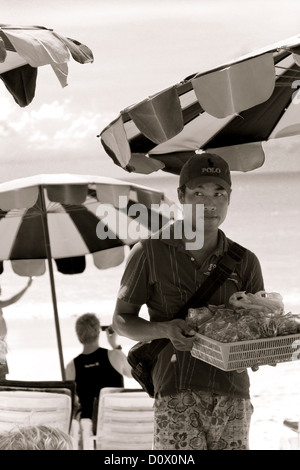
left=178, top=181, right=230, bottom=234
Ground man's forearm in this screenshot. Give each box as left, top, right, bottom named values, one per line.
left=113, top=313, right=169, bottom=342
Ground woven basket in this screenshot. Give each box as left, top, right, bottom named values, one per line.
left=191, top=332, right=300, bottom=371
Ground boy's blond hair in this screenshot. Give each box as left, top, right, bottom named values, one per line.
left=0, top=425, right=73, bottom=450
left=75, top=313, right=100, bottom=344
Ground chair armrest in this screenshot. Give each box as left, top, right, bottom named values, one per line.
left=80, top=418, right=95, bottom=450
left=70, top=418, right=80, bottom=450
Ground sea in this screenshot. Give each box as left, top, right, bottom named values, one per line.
left=2, top=169, right=300, bottom=450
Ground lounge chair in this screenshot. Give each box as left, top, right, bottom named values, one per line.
left=81, top=387, right=155, bottom=450
left=279, top=418, right=300, bottom=449
left=0, top=380, right=79, bottom=449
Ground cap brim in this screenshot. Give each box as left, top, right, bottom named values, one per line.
left=186, top=176, right=232, bottom=194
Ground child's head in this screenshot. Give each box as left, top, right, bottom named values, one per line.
left=0, top=425, right=73, bottom=450
left=75, top=313, right=100, bottom=345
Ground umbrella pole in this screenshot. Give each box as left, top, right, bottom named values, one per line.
left=39, top=186, right=66, bottom=381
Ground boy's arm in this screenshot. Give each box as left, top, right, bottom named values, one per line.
left=65, top=360, right=76, bottom=380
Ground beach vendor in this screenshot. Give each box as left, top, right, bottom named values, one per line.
left=0, top=277, right=33, bottom=381
left=65, top=313, right=132, bottom=432
left=113, top=153, right=264, bottom=450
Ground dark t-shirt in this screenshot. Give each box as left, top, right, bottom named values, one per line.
left=118, top=224, right=264, bottom=399
left=73, top=347, right=123, bottom=419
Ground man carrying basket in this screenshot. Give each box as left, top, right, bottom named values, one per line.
left=113, top=153, right=263, bottom=450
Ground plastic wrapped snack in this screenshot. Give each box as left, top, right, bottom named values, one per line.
left=187, top=307, right=213, bottom=330
left=229, top=291, right=284, bottom=314
left=187, top=291, right=300, bottom=343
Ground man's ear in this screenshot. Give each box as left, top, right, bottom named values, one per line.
left=177, top=187, right=185, bottom=204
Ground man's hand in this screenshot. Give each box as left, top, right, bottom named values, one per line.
left=237, top=364, right=260, bottom=373
left=167, top=319, right=196, bottom=351
left=236, top=363, right=277, bottom=373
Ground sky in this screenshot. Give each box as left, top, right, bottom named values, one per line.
left=1, top=0, right=300, bottom=182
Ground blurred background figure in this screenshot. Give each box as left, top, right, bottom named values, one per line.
left=65, top=313, right=132, bottom=433
left=0, top=424, right=73, bottom=450
left=0, top=277, right=33, bottom=381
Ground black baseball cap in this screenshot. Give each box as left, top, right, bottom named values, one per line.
left=179, top=153, right=232, bottom=194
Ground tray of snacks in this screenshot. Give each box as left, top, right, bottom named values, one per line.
left=187, top=291, right=300, bottom=371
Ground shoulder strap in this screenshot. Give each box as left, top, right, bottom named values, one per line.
left=175, top=242, right=246, bottom=319
left=127, top=242, right=247, bottom=373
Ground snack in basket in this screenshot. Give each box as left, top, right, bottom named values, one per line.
left=187, top=291, right=300, bottom=343
left=229, top=291, right=284, bottom=314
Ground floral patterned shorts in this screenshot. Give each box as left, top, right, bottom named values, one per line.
left=154, top=390, right=253, bottom=450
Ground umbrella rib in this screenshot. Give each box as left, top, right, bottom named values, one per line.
left=275, top=74, right=300, bottom=78
left=275, top=74, right=300, bottom=80
left=275, top=65, right=300, bottom=72
left=275, top=82, right=299, bottom=86
left=2, top=196, right=116, bottom=221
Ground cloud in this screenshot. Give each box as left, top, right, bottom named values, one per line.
left=30, top=102, right=71, bottom=121
left=0, top=96, right=112, bottom=151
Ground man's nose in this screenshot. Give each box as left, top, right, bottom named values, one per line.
left=204, top=197, right=216, bottom=211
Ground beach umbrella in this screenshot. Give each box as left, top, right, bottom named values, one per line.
left=0, top=174, right=176, bottom=379
left=0, top=24, right=93, bottom=107
left=99, top=34, right=300, bottom=176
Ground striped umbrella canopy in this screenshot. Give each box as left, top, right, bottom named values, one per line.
left=0, top=174, right=176, bottom=379
left=0, top=24, right=93, bottom=107
left=99, top=34, right=300, bottom=176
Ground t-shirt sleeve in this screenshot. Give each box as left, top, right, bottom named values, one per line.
left=241, top=249, right=265, bottom=294
left=117, top=242, right=150, bottom=306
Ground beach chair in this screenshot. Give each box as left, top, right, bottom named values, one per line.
left=279, top=419, right=300, bottom=449
left=81, top=387, right=155, bottom=450
left=0, top=380, right=79, bottom=449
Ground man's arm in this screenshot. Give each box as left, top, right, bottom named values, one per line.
left=0, top=311, right=7, bottom=340
left=113, top=298, right=196, bottom=351
left=0, top=277, right=33, bottom=308
left=108, top=349, right=132, bottom=378
left=105, top=326, right=123, bottom=350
